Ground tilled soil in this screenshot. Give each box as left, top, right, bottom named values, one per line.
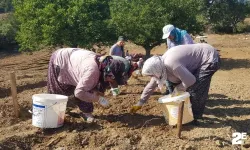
left=0, top=34, right=250, bottom=150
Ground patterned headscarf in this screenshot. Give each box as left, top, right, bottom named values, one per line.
left=142, top=55, right=167, bottom=90
left=98, top=55, right=116, bottom=80
left=109, top=59, right=126, bottom=85
left=97, top=55, right=126, bottom=90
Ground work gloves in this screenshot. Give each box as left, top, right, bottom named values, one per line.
left=130, top=99, right=146, bottom=113
left=111, top=88, right=120, bottom=96
left=98, top=96, right=110, bottom=108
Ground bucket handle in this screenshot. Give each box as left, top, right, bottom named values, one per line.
left=28, top=109, right=41, bottom=116
left=29, top=102, right=58, bottom=116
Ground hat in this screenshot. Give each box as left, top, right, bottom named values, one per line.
left=117, top=36, right=126, bottom=42
left=162, top=24, right=175, bottom=39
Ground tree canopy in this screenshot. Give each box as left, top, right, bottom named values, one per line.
left=0, top=0, right=13, bottom=13
left=6, top=0, right=250, bottom=52
left=0, top=13, right=17, bottom=49
left=205, top=0, right=250, bottom=33
left=109, top=0, right=204, bottom=57
left=13, top=0, right=116, bottom=51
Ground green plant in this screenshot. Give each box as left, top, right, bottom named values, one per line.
left=0, top=13, right=17, bottom=47
left=13, top=0, right=116, bottom=51
left=0, top=0, right=13, bottom=13
left=206, top=0, right=249, bottom=33
left=236, top=22, right=250, bottom=33
left=109, top=0, right=204, bottom=58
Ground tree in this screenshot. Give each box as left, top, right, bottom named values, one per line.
left=0, top=13, right=18, bottom=48
left=13, top=0, right=116, bottom=51
left=205, top=0, right=249, bottom=33
left=109, top=0, right=204, bottom=58
left=0, top=0, right=13, bottom=13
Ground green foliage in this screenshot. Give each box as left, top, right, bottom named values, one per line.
left=13, top=0, right=115, bottom=51
left=245, top=1, right=250, bottom=15
left=110, top=0, right=165, bottom=50
left=236, top=21, right=250, bottom=32
left=0, top=13, right=18, bottom=47
left=109, top=0, right=204, bottom=57
left=0, top=0, right=13, bottom=13
left=206, top=0, right=249, bottom=33
left=162, top=0, right=205, bottom=34
left=14, top=0, right=249, bottom=52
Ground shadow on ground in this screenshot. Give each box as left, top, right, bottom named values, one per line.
left=187, top=94, right=250, bottom=133
left=220, top=58, right=250, bottom=70
left=96, top=113, right=166, bottom=129
left=0, top=81, right=47, bottom=98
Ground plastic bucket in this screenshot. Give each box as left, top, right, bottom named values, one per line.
left=32, top=94, right=68, bottom=128
left=158, top=92, right=194, bottom=125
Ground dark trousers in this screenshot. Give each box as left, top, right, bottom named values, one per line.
left=187, top=61, right=220, bottom=119
left=166, top=61, right=220, bottom=119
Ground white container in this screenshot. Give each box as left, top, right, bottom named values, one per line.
left=32, top=94, right=68, bottom=128
left=158, top=92, right=194, bottom=125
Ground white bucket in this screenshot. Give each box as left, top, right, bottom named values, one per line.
left=158, top=92, right=194, bottom=125
left=32, top=94, right=68, bottom=128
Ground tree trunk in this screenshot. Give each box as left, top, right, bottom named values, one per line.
left=232, top=19, right=239, bottom=33
left=232, top=23, right=238, bottom=33
left=145, top=47, right=151, bottom=59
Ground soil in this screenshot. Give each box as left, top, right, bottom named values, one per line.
left=0, top=33, right=250, bottom=150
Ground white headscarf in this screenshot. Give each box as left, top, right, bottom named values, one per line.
left=142, top=56, right=167, bottom=90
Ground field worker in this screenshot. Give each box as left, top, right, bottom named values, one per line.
left=162, top=24, right=194, bottom=49
left=125, top=55, right=132, bottom=60
left=130, top=43, right=220, bottom=125
left=135, top=58, right=144, bottom=76
left=126, top=50, right=129, bottom=57
left=47, top=48, right=126, bottom=123
left=110, top=55, right=139, bottom=95
left=109, top=36, right=126, bottom=57
left=162, top=24, right=194, bottom=94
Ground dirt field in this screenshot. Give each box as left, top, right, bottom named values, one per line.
left=0, top=34, right=250, bottom=150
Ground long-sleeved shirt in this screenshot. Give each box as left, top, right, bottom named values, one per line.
left=109, top=44, right=125, bottom=57
left=167, top=33, right=194, bottom=49
left=141, top=43, right=219, bottom=101
left=54, top=48, right=100, bottom=102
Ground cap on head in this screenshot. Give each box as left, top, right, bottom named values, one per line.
left=117, top=36, right=125, bottom=42
left=162, top=24, right=175, bottom=39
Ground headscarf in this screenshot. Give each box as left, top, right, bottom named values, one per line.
left=128, top=61, right=138, bottom=77
left=98, top=55, right=115, bottom=80
left=170, top=28, right=187, bottom=45
left=97, top=55, right=126, bottom=88
left=109, top=59, right=126, bottom=85
left=142, top=56, right=167, bottom=90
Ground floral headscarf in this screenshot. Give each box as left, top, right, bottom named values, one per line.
left=96, top=55, right=125, bottom=92
left=98, top=55, right=116, bottom=81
